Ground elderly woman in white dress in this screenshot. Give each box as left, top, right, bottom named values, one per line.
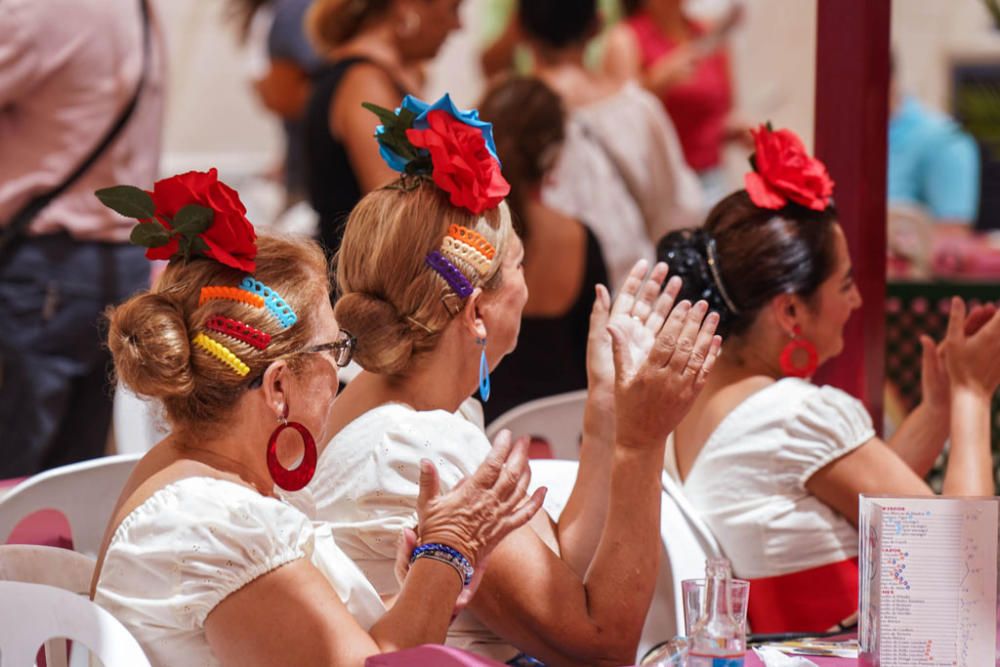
left=89, top=169, right=544, bottom=667
left=306, top=94, right=722, bottom=666
left=656, top=124, right=1000, bottom=635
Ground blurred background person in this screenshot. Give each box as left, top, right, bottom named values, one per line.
left=478, top=75, right=609, bottom=423
left=232, top=0, right=323, bottom=208
left=0, top=0, right=165, bottom=476
left=888, top=54, right=981, bottom=229
left=517, top=0, right=702, bottom=291
left=303, top=0, right=462, bottom=256
left=602, top=0, right=749, bottom=204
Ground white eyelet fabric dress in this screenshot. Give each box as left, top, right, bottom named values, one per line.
left=94, top=477, right=385, bottom=667
left=666, top=377, right=876, bottom=580
left=308, top=402, right=524, bottom=662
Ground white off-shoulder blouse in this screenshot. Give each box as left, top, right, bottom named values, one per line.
left=94, top=476, right=385, bottom=667
left=308, top=403, right=523, bottom=662
left=666, top=377, right=876, bottom=580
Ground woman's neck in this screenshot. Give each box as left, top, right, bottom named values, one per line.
left=169, top=428, right=276, bottom=497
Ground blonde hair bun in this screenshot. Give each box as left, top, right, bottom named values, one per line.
left=334, top=291, right=415, bottom=375
left=108, top=292, right=196, bottom=400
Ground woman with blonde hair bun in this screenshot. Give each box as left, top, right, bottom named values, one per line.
left=89, top=169, right=544, bottom=666
left=309, top=94, right=722, bottom=666
left=303, top=0, right=462, bottom=255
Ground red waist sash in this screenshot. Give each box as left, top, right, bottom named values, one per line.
left=747, top=557, right=858, bottom=634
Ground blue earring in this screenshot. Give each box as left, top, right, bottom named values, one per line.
left=477, top=337, right=491, bottom=402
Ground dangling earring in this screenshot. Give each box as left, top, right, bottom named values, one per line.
left=779, top=325, right=818, bottom=378
left=397, top=10, right=421, bottom=38
left=477, top=337, right=491, bottom=402
left=266, top=416, right=318, bottom=491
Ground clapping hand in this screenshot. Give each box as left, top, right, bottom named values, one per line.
left=920, top=301, right=1000, bottom=409
left=586, top=260, right=683, bottom=399
left=941, top=297, right=1000, bottom=399
left=610, top=299, right=722, bottom=449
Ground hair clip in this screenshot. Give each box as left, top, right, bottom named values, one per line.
left=239, top=277, right=297, bottom=329
left=192, top=332, right=251, bottom=377
left=442, top=236, right=493, bottom=276
left=205, top=315, right=272, bottom=350
left=199, top=286, right=265, bottom=309
left=426, top=251, right=473, bottom=299
left=705, top=237, right=740, bottom=315
left=447, top=225, right=495, bottom=260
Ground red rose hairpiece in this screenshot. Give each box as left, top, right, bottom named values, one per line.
left=744, top=123, right=834, bottom=212
left=95, top=168, right=258, bottom=272
left=365, top=94, right=511, bottom=215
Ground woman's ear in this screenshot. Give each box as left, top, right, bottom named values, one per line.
left=461, top=288, right=488, bottom=340
left=770, top=293, right=799, bottom=336
left=261, top=360, right=291, bottom=421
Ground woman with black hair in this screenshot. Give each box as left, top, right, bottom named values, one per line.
left=477, top=75, right=609, bottom=424
left=657, top=124, right=1000, bottom=635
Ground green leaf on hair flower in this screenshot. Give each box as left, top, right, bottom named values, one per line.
left=96, top=185, right=156, bottom=219
left=363, top=102, right=421, bottom=162
left=171, top=204, right=214, bottom=236
left=129, top=221, right=172, bottom=248
left=748, top=152, right=758, bottom=172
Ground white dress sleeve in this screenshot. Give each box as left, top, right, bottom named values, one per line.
left=97, top=477, right=314, bottom=629
left=341, top=409, right=491, bottom=561
left=779, top=384, right=876, bottom=490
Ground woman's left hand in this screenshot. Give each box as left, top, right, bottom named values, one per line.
left=919, top=302, right=997, bottom=410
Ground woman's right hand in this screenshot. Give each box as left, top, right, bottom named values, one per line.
left=412, top=430, right=546, bottom=568
left=609, top=299, right=722, bottom=449
left=942, top=297, right=1000, bottom=398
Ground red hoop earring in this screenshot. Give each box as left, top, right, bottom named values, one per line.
left=779, top=325, right=818, bottom=378
left=266, top=420, right=317, bottom=491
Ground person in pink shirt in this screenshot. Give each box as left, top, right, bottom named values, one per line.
left=0, top=0, right=165, bottom=476
left=603, top=0, right=749, bottom=204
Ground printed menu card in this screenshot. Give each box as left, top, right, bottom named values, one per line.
left=859, top=495, right=999, bottom=667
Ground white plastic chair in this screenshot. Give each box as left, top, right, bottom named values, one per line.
left=0, top=545, right=97, bottom=667
left=0, top=453, right=141, bottom=557
left=486, top=390, right=588, bottom=460
left=527, top=459, right=723, bottom=662
left=0, top=580, right=151, bottom=667
left=637, top=472, right=722, bottom=658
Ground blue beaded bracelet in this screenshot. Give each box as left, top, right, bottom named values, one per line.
left=410, top=543, right=474, bottom=586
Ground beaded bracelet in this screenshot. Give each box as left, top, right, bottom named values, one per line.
left=410, top=543, right=474, bottom=587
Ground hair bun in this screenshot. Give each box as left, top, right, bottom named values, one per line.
left=334, top=292, right=415, bottom=375
left=107, top=292, right=196, bottom=400
left=657, top=229, right=737, bottom=330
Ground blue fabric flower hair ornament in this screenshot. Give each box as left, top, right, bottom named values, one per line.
left=364, top=93, right=509, bottom=215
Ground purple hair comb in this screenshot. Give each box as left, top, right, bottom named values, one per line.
left=426, top=251, right=473, bottom=299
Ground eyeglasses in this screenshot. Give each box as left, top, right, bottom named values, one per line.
left=247, top=330, right=356, bottom=389
left=303, top=329, right=356, bottom=368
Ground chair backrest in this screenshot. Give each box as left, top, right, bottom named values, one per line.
left=486, top=390, right=588, bottom=460
left=0, top=544, right=95, bottom=593
left=0, top=546, right=98, bottom=667
left=638, top=472, right=722, bottom=657
left=527, top=459, right=723, bottom=661
left=0, top=454, right=141, bottom=557
left=0, top=581, right=151, bottom=667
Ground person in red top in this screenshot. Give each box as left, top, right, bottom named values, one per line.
left=603, top=0, right=749, bottom=203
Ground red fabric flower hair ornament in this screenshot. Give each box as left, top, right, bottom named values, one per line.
left=365, top=93, right=511, bottom=215
left=95, top=168, right=258, bottom=272
left=744, top=123, right=835, bottom=212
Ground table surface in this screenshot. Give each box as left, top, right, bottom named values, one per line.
left=745, top=651, right=857, bottom=666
